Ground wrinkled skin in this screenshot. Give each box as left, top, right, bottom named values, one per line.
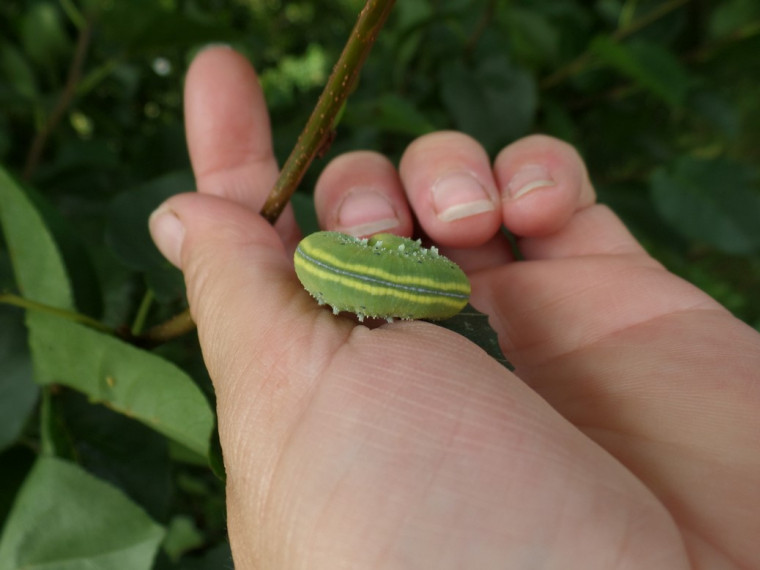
left=149, top=47, right=760, bottom=569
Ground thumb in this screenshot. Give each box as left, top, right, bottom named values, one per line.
left=148, top=191, right=347, bottom=419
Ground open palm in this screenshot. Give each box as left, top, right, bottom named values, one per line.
left=149, top=47, right=760, bottom=569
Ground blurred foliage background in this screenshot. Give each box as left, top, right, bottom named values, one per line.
left=1, top=0, right=760, bottom=567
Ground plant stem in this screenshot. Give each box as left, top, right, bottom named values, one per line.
left=0, top=293, right=113, bottom=334
left=23, top=16, right=94, bottom=180
left=139, top=0, right=396, bottom=345
left=540, top=0, right=691, bottom=90
left=130, top=289, right=154, bottom=337
left=136, top=308, right=196, bottom=347
left=260, top=0, right=397, bottom=223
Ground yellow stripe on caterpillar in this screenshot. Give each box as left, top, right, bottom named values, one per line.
left=297, top=234, right=470, bottom=295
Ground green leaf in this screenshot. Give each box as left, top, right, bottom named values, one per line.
left=650, top=157, right=760, bottom=254
left=0, top=307, right=38, bottom=452
left=106, top=171, right=191, bottom=302
left=440, top=304, right=511, bottom=369
left=0, top=165, right=102, bottom=315
left=107, top=171, right=194, bottom=270
left=20, top=2, right=72, bottom=70
left=98, top=2, right=237, bottom=53
left=0, top=456, right=164, bottom=570
left=440, top=55, right=536, bottom=153
left=709, top=0, right=760, bottom=39
left=0, top=446, right=35, bottom=525
left=0, top=40, right=39, bottom=101
left=60, top=390, right=172, bottom=521
left=181, top=542, right=233, bottom=570
left=163, top=515, right=205, bottom=562
left=502, top=7, right=560, bottom=68
left=0, top=167, right=74, bottom=310
left=26, top=184, right=104, bottom=317
left=590, top=37, right=692, bottom=107
left=27, top=312, right=215, bottom=458
left=347, top=94, right=436, bottom=137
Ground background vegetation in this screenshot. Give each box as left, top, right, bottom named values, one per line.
left=1, top=0, right=759, bottom=567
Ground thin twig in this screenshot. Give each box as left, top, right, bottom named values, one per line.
left=139, top=0, right=397, bottom=345
left=135, top=308, right=195, bottom=348
left=260, top=0, right=397, bottom=223
left=130, top=289, right=154, bottom=337
left=23, top=16, right=93, bottom=180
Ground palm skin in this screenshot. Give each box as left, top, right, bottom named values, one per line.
left=149, top=47, right=760, bottom=569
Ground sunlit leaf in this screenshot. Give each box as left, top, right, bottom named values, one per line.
left=0, top=456, right=164, bottom=569
left=0, top=167, right=74, bottom=309
left=28, top=312, right=215, bottom=457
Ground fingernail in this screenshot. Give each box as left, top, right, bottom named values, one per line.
left=336, top=189, right=399, bottom=237
left=506, top=164, right=555, bottom=199
left=197, top=42, right=233, bottom=54
left=148, top=204, right=185, bottom=268
left=432, top=172, right=495, bottom=222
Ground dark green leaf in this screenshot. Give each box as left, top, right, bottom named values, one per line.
left=347, top=94, right=436, bottom=137
left=0, top=307, right=38, bottom=452
left=440, top=304, right=511, bottom=369
left=650, top=157, right=760, bottom=254
left=107, top=171, right=194, bottom=271
left=0, top=446, right=35, bottom=525
left=0, top=40, right=39, bottom=101
left=0, top=166, right=103, bottom=315
left=106, top=171, right=192, bottom=302
left=501, top=7, right=560, bottom=68
left=590, top=37, right=692, bottom=107
left=181, top=542, right=233, bottom=570
left=25, top=184, right=104, bottom=317
left=19, top=2, right=71, bottom=70
left=689, top=91, right=741, bottom=139
left=60, top=390, right=172, bottom=521
left=709, top=0, right=760, bottom=39
left=0, top=456, right=164, bottom=569
left=98, top=2, right=237, bottom=53
left=440, top=55, right=536, bottom=153
left=27, top=312, right=215, bottom=457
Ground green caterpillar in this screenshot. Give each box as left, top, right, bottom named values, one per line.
left=293, top=231, right=471, bottom=322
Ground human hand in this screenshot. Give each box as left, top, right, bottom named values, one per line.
left=149, top=47, right=760, bottom=569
